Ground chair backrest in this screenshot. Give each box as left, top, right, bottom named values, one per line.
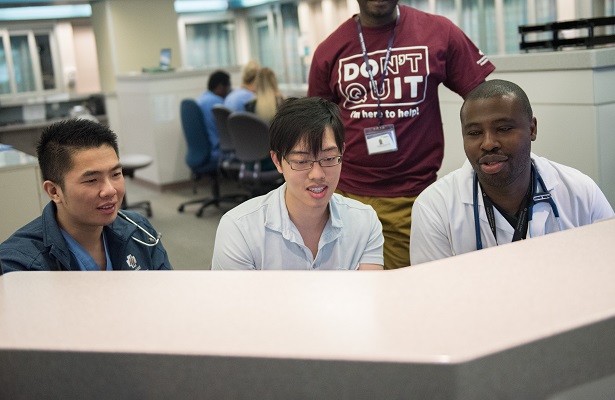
left=212, top=105, right=234, bottom=152
left=226, top=111, right=271, bottom=163
left=180, top=99, right=212, bottom=171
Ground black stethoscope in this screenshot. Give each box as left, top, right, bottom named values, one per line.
left=117, top=211, right=161, bottom=246
left=473, top=162, right=562, bottom=250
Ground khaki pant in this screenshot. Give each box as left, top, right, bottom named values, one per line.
left=337, top=190, right=416, bottom=269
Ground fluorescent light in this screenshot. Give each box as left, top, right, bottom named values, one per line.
left=228, top=0, right=275, bottom=7
left=0, top=5, right=92, bottom=21
left=174, top=0, right=228, bottom=13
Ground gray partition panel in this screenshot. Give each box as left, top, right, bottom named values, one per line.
left=2, top=316, right=614, bottom=399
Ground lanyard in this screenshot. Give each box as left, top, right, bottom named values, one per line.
left=481, top=182, right=531, bottom=244
left=474, top=163, right=553, bottom=250
left=356, top=6, right=399, bottom=126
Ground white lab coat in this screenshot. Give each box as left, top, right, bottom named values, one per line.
left=410, top=154, right=614, bottom=265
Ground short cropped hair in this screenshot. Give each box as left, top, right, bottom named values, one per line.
left=208, top=70, right=231, bottom=92
left=37, top=118, right=119, bottom=188
left=269, top=97, right=344, bottom=161
left=461, top=79, right=533, bottom=121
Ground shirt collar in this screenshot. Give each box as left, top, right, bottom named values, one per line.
left=264, top=184, right=343, bottom=243
left=60, top=229, right=112, bottom=271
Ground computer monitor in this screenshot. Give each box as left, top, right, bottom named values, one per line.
left=159, top=48, right=171, bottom=70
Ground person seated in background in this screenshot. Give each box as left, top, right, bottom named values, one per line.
left=243, top=67, right=283, bottom=172
left=212, top=97, right=384, bottom=270
left=0, top=119, right=172, bottom=273
left=197, top=70, right=232, bottom=161
left=410, top=79, right=614, bottom=265
left=245, top=67, right=284, bottom=123
left=224, top=60, right=260, bottom=112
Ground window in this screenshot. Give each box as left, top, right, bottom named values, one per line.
left=504, top=0, right=528, bottom=53
left=435, top=0, right=457, bottom=25
left=400, top=0, right=558, bottom=55
left=0, top=29, right=58, bottom=96
left=179, top=13, right=237, bottom=69
left=401, top=0, right=430, bottom=12
left=606, top=0, right=614, bottom=34
left=247, top=2, right=303, bottom=85
left=0, top=37, right=11, bottom=94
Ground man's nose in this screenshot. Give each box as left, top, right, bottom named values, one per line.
left=481, top=131, right=500, bottom=151
left=100, top=177, right=119, bottom=198
left=308, top=161, right=326, bottom=179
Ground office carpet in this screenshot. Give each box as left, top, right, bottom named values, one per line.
left=125, top=177, right=246, bottom=270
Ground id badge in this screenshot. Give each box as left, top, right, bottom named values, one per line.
left=364, top=124, right=398, bottom=155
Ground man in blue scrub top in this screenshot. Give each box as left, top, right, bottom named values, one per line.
left=212, top=97, right=384, bottom=270
left=0, top=119, right=172, bottom=273
left=197, top=70, right=232, bottom=161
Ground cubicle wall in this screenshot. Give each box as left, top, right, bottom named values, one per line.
left=114, top=67, right=242, bottom=187
left=1, top=218, right=615, bottom=398
left=0, top=149, right=46, bottom=242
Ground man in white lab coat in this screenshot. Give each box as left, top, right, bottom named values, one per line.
left=410, top=79, right=614, bottom=265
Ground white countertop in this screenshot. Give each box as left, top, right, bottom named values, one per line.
left=1, top=218, right=614, bottom=365
left=1, top=218, right=614, bottom=399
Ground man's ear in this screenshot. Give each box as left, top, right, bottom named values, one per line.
left=43, top=180, right=62, bottom=204
left=530, top=117, right=538, bottom=141
left=270, top=151, right=283, bottom=174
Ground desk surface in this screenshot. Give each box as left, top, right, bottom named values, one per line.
left=1, top=218, right=615, bottom=399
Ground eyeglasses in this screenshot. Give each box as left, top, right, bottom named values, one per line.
left=285, top=155, right=343, bottom=171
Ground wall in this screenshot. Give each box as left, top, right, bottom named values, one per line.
left=72, top=23, right=101, bottom=94
left=90, top=0, right=180, bottom=93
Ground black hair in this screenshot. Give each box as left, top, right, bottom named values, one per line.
left=461, top=79, right=533, bottom=121
left=207, top=70, right=231, bottom=92
left=36, top=118, right=119, bottom=188
left=269, top=97, right=344, bottom=162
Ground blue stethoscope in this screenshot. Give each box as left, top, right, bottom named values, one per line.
left=473, top=162, right=562, bottom=250
left=118, top=210, right=161, bottom=247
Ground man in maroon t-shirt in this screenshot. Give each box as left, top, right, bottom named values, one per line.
left=308, top=0, right=495, bottom=268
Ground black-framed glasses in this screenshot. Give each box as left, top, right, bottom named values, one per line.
left=285, top=155, right=343, bottom=171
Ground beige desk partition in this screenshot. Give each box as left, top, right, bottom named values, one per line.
left=1, top=218, right=614, bottom=399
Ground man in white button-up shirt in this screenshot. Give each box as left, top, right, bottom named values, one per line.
left=212, top=97, right=384, bottom=270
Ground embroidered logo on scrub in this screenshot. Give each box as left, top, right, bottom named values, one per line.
left=126, top=254, right=142, bottom=270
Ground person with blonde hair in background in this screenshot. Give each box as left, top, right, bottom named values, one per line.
left=224, top=60, right=260, bottom=112
left=245, top=67, right=284, bottom=123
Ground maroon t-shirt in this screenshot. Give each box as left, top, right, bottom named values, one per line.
left=308, top=6, right=495, bottom=197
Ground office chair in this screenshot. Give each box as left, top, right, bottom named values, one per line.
left=177, top=99, right=246, bottom=217
left=120, top=153, right=153, bottom=217
left=226, top=111, right=284, bottom=197
left=211, top=105, right=242, bottom=182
